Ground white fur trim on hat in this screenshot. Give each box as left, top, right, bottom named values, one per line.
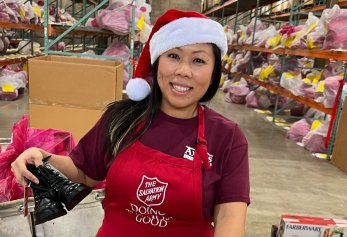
left=126, top=78, right=151, bottom=101
left=150, top=17, right=227, bottom=64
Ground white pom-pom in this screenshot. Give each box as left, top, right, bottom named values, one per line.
left=126, top=78, right=151, bottom=101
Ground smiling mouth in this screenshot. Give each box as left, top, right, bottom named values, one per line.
left=170, top=83, right=192, bottom=93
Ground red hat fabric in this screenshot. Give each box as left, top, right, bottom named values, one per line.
left=126, top=9, right=227, bottom=101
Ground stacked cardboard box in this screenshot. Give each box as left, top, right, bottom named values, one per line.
left=28, top=55, right=123, bottom=141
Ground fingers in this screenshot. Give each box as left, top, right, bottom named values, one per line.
left=22, top=169, right=39, bottom=185
left=11, top=161, right=38, bottom=186
left=33, top=158, right=44, bottom=167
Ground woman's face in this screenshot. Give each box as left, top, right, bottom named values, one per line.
left=157, top=43, right=215, bottom=118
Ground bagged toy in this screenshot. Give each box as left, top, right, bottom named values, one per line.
left=302, top=119, right=330, bottom=153
left=322, top=5, right=347, bottom=50
left=287, top=119, right=312, bottom=142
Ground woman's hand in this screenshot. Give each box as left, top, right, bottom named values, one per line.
left=11, top=147, right=47, bottom=186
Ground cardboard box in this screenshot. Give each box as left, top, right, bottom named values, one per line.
left=278, top=214, right=347, bottom=237
left=29, top=104, right=103, bottom=142
left=29, top=55, right=123, bottom=109
left=28, top=55, right=123, bottom=141
left=332, top=97, right=347, bottom=173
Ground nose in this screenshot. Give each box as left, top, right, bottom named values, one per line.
left=175, top=61, right=192, bottom=78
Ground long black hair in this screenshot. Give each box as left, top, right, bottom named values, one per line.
left=104, top=44, right=221, bottom=157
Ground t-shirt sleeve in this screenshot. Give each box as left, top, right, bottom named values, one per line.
left=69, top=112, right=113, bottom=181
left=214, top=125, right=250, bottom=205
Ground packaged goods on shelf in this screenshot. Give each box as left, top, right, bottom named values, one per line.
left=291, top=13, right=320, bottom=49
left=17, top=40, right=41, bottom=55
left=95, top=1, right=142, bottom=35
left=230, top=51, right=251, bottom=73
left=322, top=5, right=347, bottom=50
left=278, top=214, right=347, bottom=237
left=28, top=55, right=123, bottom=141
left=0, top=68, right=27, bottom=101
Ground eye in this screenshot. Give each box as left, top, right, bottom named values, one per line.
left=167, top=53, right=179, bottom=59
left=193, top=58, right=206, bottom=64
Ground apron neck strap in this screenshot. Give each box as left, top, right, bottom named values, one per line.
left=195, top=105, right=211, bottom=170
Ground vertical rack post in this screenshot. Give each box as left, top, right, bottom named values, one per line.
left=44, top=0, right=49, bottom=54
left=233, top=0, right=239, bottom=33
left=251, top=0, right=260, bottom=45
left=327, top=65, right=347, bottom=160
left=128, top=0, right=136, bottom=80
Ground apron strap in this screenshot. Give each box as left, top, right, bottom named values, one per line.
left=195, top=105, right=211, bottom=170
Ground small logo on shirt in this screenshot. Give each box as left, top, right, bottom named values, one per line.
left=183, top=146, right=213, bottom=165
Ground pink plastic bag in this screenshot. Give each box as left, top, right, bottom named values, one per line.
left=322, top=5, right=347, bottom=50
left=246, top=91, right=258, bottom=108
left=302, top=133, right=327, bottom=153
left=0, top=115, right=76, bottom=202
left=287, top=119, right=311, bottom=142
left=323, top=76, right=343, bottom=108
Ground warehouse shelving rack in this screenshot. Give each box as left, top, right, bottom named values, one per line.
left=0, top=0, right=138, bottom=79
left=203, top=0, right=347, bottom=159
left=43, top=0, right=138, bottom=79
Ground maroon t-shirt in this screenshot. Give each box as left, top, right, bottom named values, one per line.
left=70, top=106, right=250, bottom=218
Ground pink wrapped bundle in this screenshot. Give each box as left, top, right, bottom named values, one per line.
left=246, top=18, right=265, bottom=36
left=302, top=132, right=327, bottom=153
left=47, top=40, right=66, bottom=51
left=229, top=84, right=250, bottom=96
left=280, top=25, right=304, bottom=36
left=287, top=119, right=311, bottom=142
left=0, top=12, right=10, bottom=22
left=299, top=83, right=315, bottom=99
left=246, top=92, right=271, bottom=109
left=246, top=91, right=258, bottom=107
left=0, top=176, right=24, bottom=203
left=321, top=61, right=344, bottom=79
left=96, top=6, right=130, bottom=35
left=231, top=95, right=247, bottom=104
left=226, top=84, right=250, bottom=104
left=323, top=76, right=342, bottom=108
left=323, top=7, right=347, bottom=50
left=230, top=51, right=251, bottom=73
left=0, top=177, right=21, bottom=203
left=85, top=18, right=98, bottom=27
left=0, top=2, right=18, bottom=23
left=225, top=93, right=247, bottom=104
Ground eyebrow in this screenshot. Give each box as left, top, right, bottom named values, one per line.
left=174, top=47, right=209, bottom=54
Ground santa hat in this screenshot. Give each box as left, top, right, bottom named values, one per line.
left=126, top=9, right=228, bottom=101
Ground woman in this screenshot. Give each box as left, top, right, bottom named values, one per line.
left=11, top=9, right=250, bottom=237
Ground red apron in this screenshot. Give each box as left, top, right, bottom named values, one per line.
left=96, top=106, right=213, bottom=237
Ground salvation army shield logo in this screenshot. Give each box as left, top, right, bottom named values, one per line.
left=136, top=175, right=168, bottom=207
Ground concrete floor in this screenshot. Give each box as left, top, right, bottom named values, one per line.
left=1, top=89, right=347, bottom=237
